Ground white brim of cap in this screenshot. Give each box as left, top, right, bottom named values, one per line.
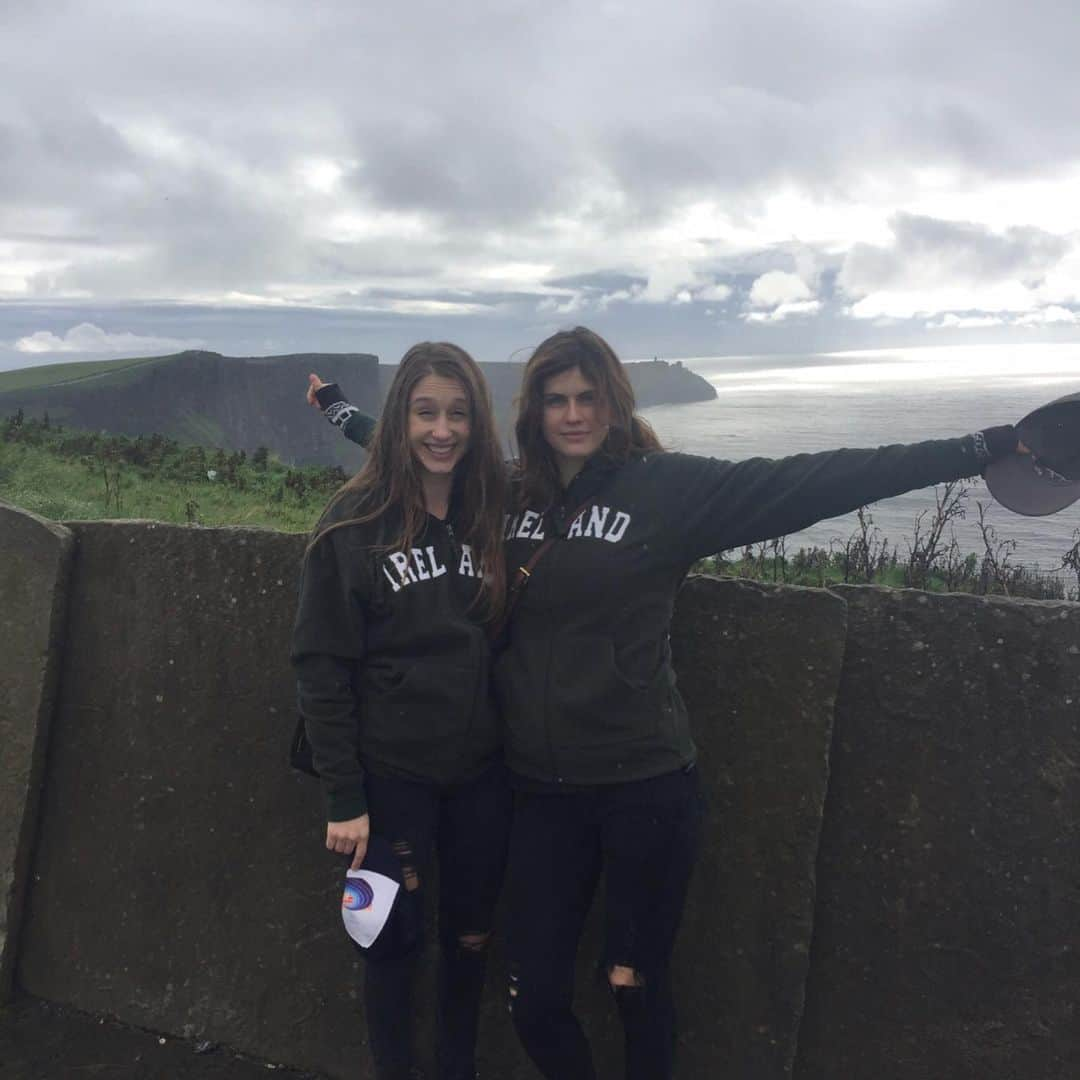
left=985, top=453, right=1080, bottom=517
left=341, top=868, right=400, bottom=948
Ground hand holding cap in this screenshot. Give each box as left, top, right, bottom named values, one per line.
left=985, top=392, right=1080, bottom=516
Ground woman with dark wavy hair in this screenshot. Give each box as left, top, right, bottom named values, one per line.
left=495, top=326, right=1024, bottom=1080
left=292, top=342, right=509, bottom=1080
left=310, top=326, right=1027, bottom=1080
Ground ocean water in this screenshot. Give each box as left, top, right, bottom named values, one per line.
left=638, top=343, right=1080, bottom=573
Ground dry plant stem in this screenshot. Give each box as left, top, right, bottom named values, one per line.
left=905, top=480, right=969, bottom=589
left=975, top=500, right=1018, bottom=596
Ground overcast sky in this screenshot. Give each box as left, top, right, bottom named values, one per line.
left=3, top=0, right=1080, bottom=371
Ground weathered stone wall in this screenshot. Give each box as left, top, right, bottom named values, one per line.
left=668, top=576, right=846, bottom=1078
left=795, top=586, right=1080, bottom=1080
left=3, top=509, right=1079, bottom=1078
left=0, top=503, right=73, bottom=1001
left=13, top=522, right=374, bottom=1073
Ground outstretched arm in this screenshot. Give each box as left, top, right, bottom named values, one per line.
left=306, top=371, right=377, bottom=448
left=656, top=424, right=1022, bottom=564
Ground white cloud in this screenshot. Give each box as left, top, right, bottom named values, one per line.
left=695, top=282, right=733, bottom=302
left=1037, top=246, right=1080, bottom=306
left=596, top=287, right=639, bottom=309
left=14, top=322, right=207, bottom=354
left=923, top=305, right=1078, bottom=329
left=928, top=314, right=1005, bottom=329
left=1015, top=305, right=1078, bottom=326
left=537, top=293, right=586, bottom=315
left=840, top=213, right=1073, bottom=320
left=848, top=281, right=1039, bottom=320
left=749, top=271, right=813, bottom=309
left=744, top=299, right=822, bottom=323
left=640, top=259, right=699, bottom=303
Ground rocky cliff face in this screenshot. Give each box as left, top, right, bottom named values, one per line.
left=0, top=351, right=380, bottom=468
left=0, top=351, right=714, bottom=466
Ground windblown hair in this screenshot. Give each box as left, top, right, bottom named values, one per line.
left=513, top=326, right=664, bottom=508
left=307, top=342, right=507, bottom=621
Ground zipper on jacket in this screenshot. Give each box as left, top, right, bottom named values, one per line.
left=441, top=515, right=480, bottom=778
left=540, top=506, right=564, bottom=782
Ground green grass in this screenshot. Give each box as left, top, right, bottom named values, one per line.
left=174, top=409, right=226, bottom=448
left=0, top=442, right=325, bottom=531
left=0, top=419, right=336, bottom=532
left=0, top=354, right=176, bottom=394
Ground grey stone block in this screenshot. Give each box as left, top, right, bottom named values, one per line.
left=0, top=503, right=73, bottom=1001
left=668, top=576, right=847, bottom=1078
left=16, top=521, right=381, bottom=1076
left=795, top=586, right=1080, bottom=1080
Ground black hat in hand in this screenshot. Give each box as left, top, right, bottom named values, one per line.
left=985, top=391, right=1080, bottom=516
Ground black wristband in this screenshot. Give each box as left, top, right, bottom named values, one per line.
left=972, top=424, right=1018, bottom=463
left=314, top=382, right=345, bottom=410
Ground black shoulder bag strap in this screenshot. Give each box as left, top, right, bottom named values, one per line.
left=492, top=496, right=595, bottom=641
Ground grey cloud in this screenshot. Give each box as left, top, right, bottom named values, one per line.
left=344, top=116, right=582, bottom=224
left=5, top=233, right=106, bottom=246
left=840, top=213, right=1071, bottom=296
left=2, top=0, right=1080, bottom=354
left=544, top=272, right=647, bottom=292
left=0, top=103, right=136, bottom=208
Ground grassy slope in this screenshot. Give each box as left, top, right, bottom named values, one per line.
left=0, top=354, right=176, bottom=394
left=173, top=409, right=227, bottom=447
left=0, top=440, right=326, bottom=532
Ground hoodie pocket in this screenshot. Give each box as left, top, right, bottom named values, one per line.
left=548, top=634, right=668, bottom=748
left=360, top=659, right=479, bottom=747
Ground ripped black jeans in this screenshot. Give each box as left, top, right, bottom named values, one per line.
left=359, top=764, right=511, bottom=1080
left=506, top=766, right=704, bottom=1080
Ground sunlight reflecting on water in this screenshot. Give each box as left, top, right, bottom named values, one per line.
left=639, top=343, right=1080, bottom=570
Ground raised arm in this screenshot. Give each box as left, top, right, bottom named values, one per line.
left=306, top=372, right=377, bottom=448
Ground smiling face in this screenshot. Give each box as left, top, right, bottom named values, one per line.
left=540, top=365, right=610, bottom=481
left=408, top=373, right=471, bottom=478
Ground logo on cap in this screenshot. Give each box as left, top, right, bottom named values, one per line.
left=342, top=880, right=375, bottom=912
left=1033, top=458, right=1071, bottom=485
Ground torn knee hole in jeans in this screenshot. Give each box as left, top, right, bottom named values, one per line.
left=390, top=840, right=420, bottom=892
left=607, top=963, right=645, bottom=989
left=457, top=931, right=490, bottom=953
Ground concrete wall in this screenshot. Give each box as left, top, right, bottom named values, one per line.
left=2, top=508, right=1079, bottom=1078
left=0, top=503, right=73, bottom=1001
left=795, top=586, right=1080, bottom=1080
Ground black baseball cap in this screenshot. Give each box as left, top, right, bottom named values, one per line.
left=984, top=391, right=1080, bottom=516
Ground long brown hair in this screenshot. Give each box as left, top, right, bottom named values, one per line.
left=308, top=342, right=507, bottom=621
left=514, top=326, right=664, bottom=508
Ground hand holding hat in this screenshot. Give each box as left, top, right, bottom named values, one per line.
left=326, top=814, right=369, bottom=870
left=339, top=833, right=403, bottom=946
left=985, top=392, right=1080, bottom=516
